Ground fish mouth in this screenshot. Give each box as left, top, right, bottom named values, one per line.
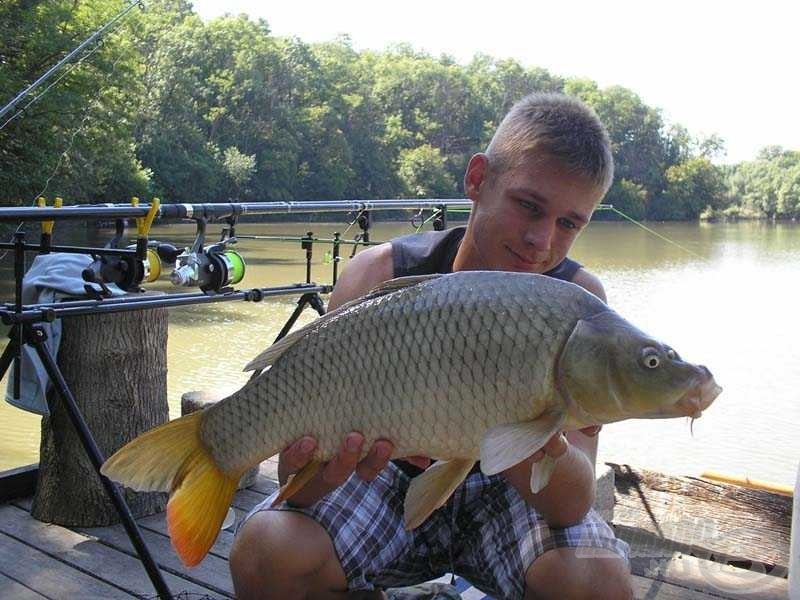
left=675, top=375, right=723, bottom=418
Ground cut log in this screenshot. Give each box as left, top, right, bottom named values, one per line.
left=32, top=306, right=168, bottom=526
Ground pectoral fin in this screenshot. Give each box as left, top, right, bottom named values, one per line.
left=531, top=453, right=558, bottom=493
left=479, top=410, right=566, bottom=476
left=403, top=458, right=474, bottom=530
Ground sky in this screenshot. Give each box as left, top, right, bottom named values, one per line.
left=191, top=0, right=800, bottom=164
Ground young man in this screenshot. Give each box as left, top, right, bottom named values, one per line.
left=231, top=93, right=633, bottom=599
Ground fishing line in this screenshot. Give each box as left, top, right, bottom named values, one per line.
left=0, top=39, right=130, bottom=261
left=0, top=0, right=144, bottom=130
left=0, top=1, right=147, bottom=260
left=341, top=208, right=366, bottom=236
left=413, top=209, right=442, bottom=233
left=31, top=37, right=130, bottom=203
left=425, top=202, right=708, bottom=262
left=608, top=206, right=708, bottom=261
left=0, top=37, right=108, bottom=132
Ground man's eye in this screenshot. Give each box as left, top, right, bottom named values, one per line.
left=519, top=200, right=540, bottom=214
left=559, top=218, right=577, bottom=230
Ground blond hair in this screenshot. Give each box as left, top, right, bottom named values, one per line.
left=486, top=93, right=614, bottom=193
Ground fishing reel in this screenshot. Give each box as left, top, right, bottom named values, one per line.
left=82, top=238, right=162, bottom=293
left=82, top=203, right=162, bottom=294
left=170, top=218, right=246, bottom=292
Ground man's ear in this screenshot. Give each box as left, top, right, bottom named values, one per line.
left=464, top=153, right=489, bottom=201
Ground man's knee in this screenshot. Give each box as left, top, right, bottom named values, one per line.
left=525, top=547, right=633, bottom=600
left=230, top=510, right=347, bottom=599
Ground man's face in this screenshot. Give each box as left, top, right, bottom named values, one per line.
left=461, top=153, right=606, bottom=273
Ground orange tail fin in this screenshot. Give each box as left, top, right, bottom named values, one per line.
left=101, top=412, right=241, bottom=566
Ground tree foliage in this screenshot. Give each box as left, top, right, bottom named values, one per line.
left=1, top=1, right=796, bottom=219
left=654, top=158, right=726, bottom=220
left=725, top=148, right=800, bottom=219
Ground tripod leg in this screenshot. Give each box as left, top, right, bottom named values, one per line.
left=273, top=295, right=311, bottom=343
left=27, top=325, right=173, bottom=600
left=0, top=335, right=17, bottom=381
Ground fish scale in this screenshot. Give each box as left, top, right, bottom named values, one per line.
left=102, top=269, right=722, bottom=567
left=200, top=271, right=605, bottom=473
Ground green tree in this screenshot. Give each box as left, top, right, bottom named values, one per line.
left=726, top=148, right=800, bottom=219
left=221, top=146, right=256, bottom=199
left=568, top=82, right=669, bottom=200
left=397, top=145, right=456, bottom=198
left=599, top=179, right=647, bottom=221
left=0, top=0, right=152, bottom=203
left=651, top=158, right=725, bottom=220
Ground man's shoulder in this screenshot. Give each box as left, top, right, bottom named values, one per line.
left=571, top=267, right=607, bottom=303
left=327, top=243, right=394, bottom=310
left=391, top=226, right=465, bottom=278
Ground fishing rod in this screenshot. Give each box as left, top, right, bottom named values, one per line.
left=0, top=283, right=331, bottom=326
left=0, top=0, right=145, bottom=128
left=234, top=234, right=382, bottom=245
left=0, top=199, right=473, bottom=223
left=0, top=200, right=623, bottom=290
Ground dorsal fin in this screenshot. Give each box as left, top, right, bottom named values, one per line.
left=366, top=273, right=443, bottom=296
left=243, top=325, right=314, bottom=372
left=243, top=273, right=443, bottom=373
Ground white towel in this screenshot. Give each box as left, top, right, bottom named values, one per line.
left=5, top=252, right=124, bottom=415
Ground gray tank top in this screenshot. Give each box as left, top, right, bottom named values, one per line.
left=389, top=226, right=582, bottom=477
left=390, top=226, right=582, bottom=280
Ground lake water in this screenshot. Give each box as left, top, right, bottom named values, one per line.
left=1, top=218, right=798, bottom=486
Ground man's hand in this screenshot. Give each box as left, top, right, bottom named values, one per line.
left=503, top=424, right=602, bottom=527
left=528, top=424, right=602, bottom=464
left=277, top=433, right=392, bottom=507
left=277, top=433, right=433, bottom=508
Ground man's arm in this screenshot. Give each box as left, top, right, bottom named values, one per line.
left=503, top=267, right=607, bottom=527
left=326, top=243, right=395, bottom=311
left=277, top=243, right=397, bottom=507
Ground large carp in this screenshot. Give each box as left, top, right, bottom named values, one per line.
left=102, top=271, right=721, bottom=566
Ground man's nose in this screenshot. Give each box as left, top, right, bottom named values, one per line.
left=523, top=220, right=555, bottom=250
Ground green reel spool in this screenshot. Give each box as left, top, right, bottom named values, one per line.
left=219, top=250, right=246, bottom=286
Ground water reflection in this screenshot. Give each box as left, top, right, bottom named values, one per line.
left=1, top=219, right=798, bottom=486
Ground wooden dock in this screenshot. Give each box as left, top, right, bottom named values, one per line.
left=0, top=460, right=791, bottom=599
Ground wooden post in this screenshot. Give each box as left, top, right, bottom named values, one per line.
left=31, top=307, right=169, bottom=526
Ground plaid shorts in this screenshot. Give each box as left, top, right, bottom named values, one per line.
left=240, top=462, right=629, bottom=600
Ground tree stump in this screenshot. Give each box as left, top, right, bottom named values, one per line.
left=181, top=390, right=259, bottom=490
left=31, top=306, right=169, bottom=526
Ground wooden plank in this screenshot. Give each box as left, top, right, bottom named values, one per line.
left=136, top=510, right=239, bottom=561
left=0, top=531, right=134, bottom=598
left=232, top=486, right=270, bottom=513
left=0, top=572, right=49, bottom=600
left=76, top=521, right=235, bottom=597
left=633, top=553, right=788, bottom=600
left=610, top=463, right=791, bottom=570
left=15, top=486, right=263, bottom=565
left=258, top=457, right=280, bottom=481
left=0, top=504, right=219, bottom=598
left=249, top=466, right=279, bottom=496
left=0, top=464, right=38, bottom=502
left=630, top=573, right=722, bottom=599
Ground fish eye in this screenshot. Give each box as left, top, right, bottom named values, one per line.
left=640, top=347, right=661, bottom=369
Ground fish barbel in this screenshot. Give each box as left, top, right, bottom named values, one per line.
left=101, top=271, right=722, bottom=566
